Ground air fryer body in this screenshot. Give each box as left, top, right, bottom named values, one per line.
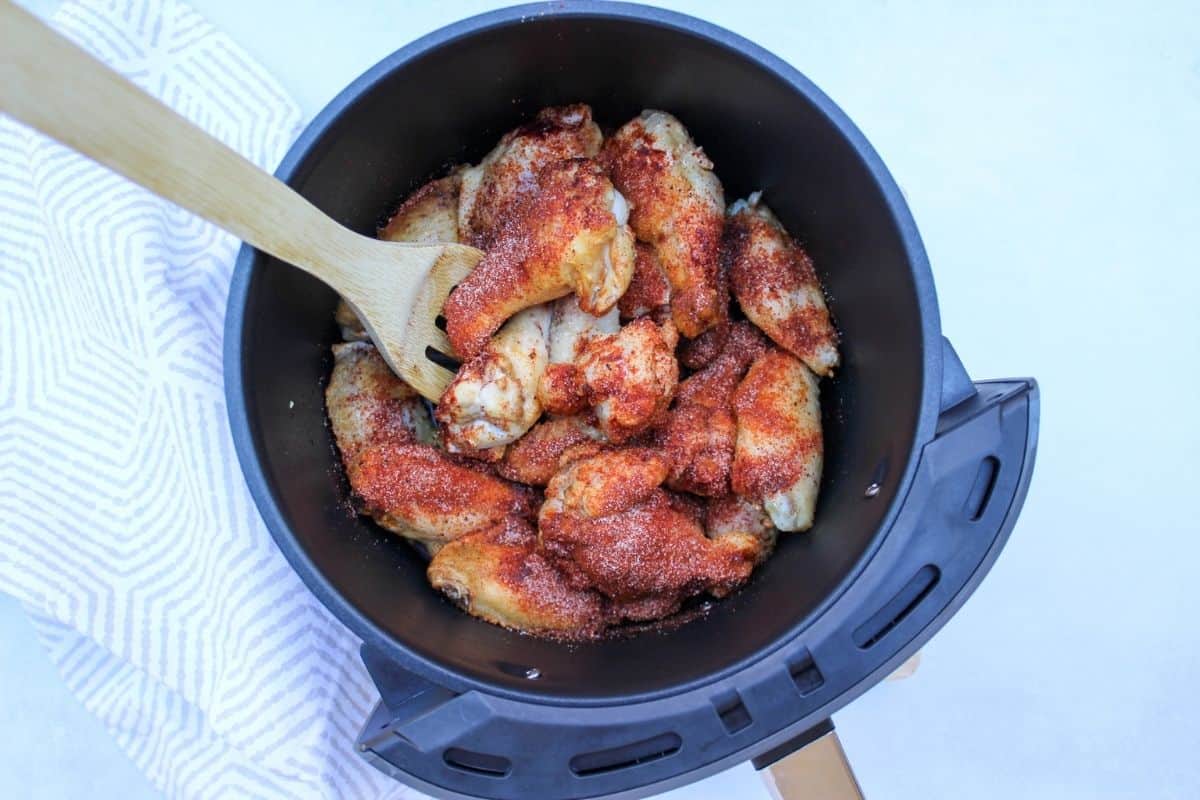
left=225, top=4, right=1038, bottom=798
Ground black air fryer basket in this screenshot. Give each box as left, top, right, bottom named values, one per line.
left=224, top=4, right=1040, bottom=798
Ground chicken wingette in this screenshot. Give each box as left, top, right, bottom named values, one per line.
left=731, top=349, right=823, bottom=531
left=654, top=321, right=767, bottom=496
left=348, top=442, right=537, bottom=545
left=725, top=194, right=839, bottom=377
left=326, top=341, right=434, bottom=460
left=427, top=515, right=608, bottom=639
left=618, top=242, right=672, bottom=322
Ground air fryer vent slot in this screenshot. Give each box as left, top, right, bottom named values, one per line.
left=787, top=652, right=825, bottom=696
left=713, top=690, right=752, bottom=733
left=569, top=732, right=681, bottom=777
left=854, top=564, right=941, bottom=649
left=443, top=747, right=511, bottom=778
left=965, top=456, right=1000, bottom=521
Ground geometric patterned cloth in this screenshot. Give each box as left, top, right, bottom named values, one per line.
left=0, top=2, right=419, bottom=796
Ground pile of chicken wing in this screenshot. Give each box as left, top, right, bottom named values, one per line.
left=325, top=105, right=839, bottom=639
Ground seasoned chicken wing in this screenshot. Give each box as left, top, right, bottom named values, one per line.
left=326, top=341, right=434, bottom=463
left=335, top=173, right=461, bottom=341
left=618, top=242, right=672, bottom=321
left=348, top=440, right=537, bottom=544
left=497, top=415, right=603, bottom=486
left=538, top=448, right=760, bottom=617
left=444, top=158, right=636, bottom=359
left=603, top=110, right=727, bottom=337
left=654, top=322, right=768, bottom=496
left=726, top=194, right=839, bottom=376
left=435, top=306, right=551, bottom=458
left=538, top=297, right=618, bottom=415
left=327, top=342, right=443, bottom=550
left=427, top=515, right=608, bottom=639
left=577, top=317, right=679, bottom=442
left=458, top=104, right=603, bottom=248
left=731, top=349, right=823, bottom=531
left=538, top=301, right=678, bottom=441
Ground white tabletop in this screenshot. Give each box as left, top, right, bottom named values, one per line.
left=5, top=1, right=1199, bottom=798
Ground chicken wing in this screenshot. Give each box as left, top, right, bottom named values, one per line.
left=603, top=110, right=727, bottom=337
left=435, top=305, right=551, bottom=458
left=538, top=299, right=678, bottom=441
left=731, top=349, right=823, bottom=531
left=458, top=104, right=603, bottom=248
left=538, top=448, right=759, bottom=617
left=335, top=172, right=461, bottom=341
left=725, top=194, right=839, bottom=376
left=577, top=317, right=679, bottom=442
left=654, top=321, right=768, bottom=496
left=444, top=158, right=636, bottom=359
left=326, top=341, right=434, bottom=465
left=618, top=242, right=672, bottom=321
left=329, top=344, right=535, bottom=546
left=348, top=440, right=537, bottom=544
left=538, top=297, right=618, bottom=415
left=497, top=415, right=604, bottom=486
left=427, top=515, right=608, bottom=639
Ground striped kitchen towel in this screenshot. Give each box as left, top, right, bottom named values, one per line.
left=0, top=1, right=418, bottom=797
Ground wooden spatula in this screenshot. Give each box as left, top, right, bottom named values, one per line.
left=0, top=0, right=479, bottom=400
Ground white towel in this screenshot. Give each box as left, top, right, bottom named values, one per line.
left=0, top=1, right=419, bottom=797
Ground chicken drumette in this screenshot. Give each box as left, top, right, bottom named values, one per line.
left=435, top=305, right=551, bottom=459
left=538, top=447, right=762, bottom=620
left=603, top=110, right=727, bottom=337
left=576, top=317, right=679, bottom=442
left=458, top=104, right=603, bottom=248
left=538, top=297, right=618, bottom=416
left=444, top=158, right=636, bottom=360
left=725, top=194, right=839, bottom=377
left=537, top=299, right=678, bottom=441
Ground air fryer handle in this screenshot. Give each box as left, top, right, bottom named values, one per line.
left=814, top=349, right=1039, bottom=675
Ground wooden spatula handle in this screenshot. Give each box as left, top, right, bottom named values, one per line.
left=762, top=729, right=864, bottom=800
left=0, top=0, right=352, bottom=282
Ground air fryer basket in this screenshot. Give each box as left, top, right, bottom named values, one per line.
left=224, top=4, right=1039, bottom=799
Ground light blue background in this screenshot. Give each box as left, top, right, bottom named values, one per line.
left=5, top=0, right=1199, bottom=798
